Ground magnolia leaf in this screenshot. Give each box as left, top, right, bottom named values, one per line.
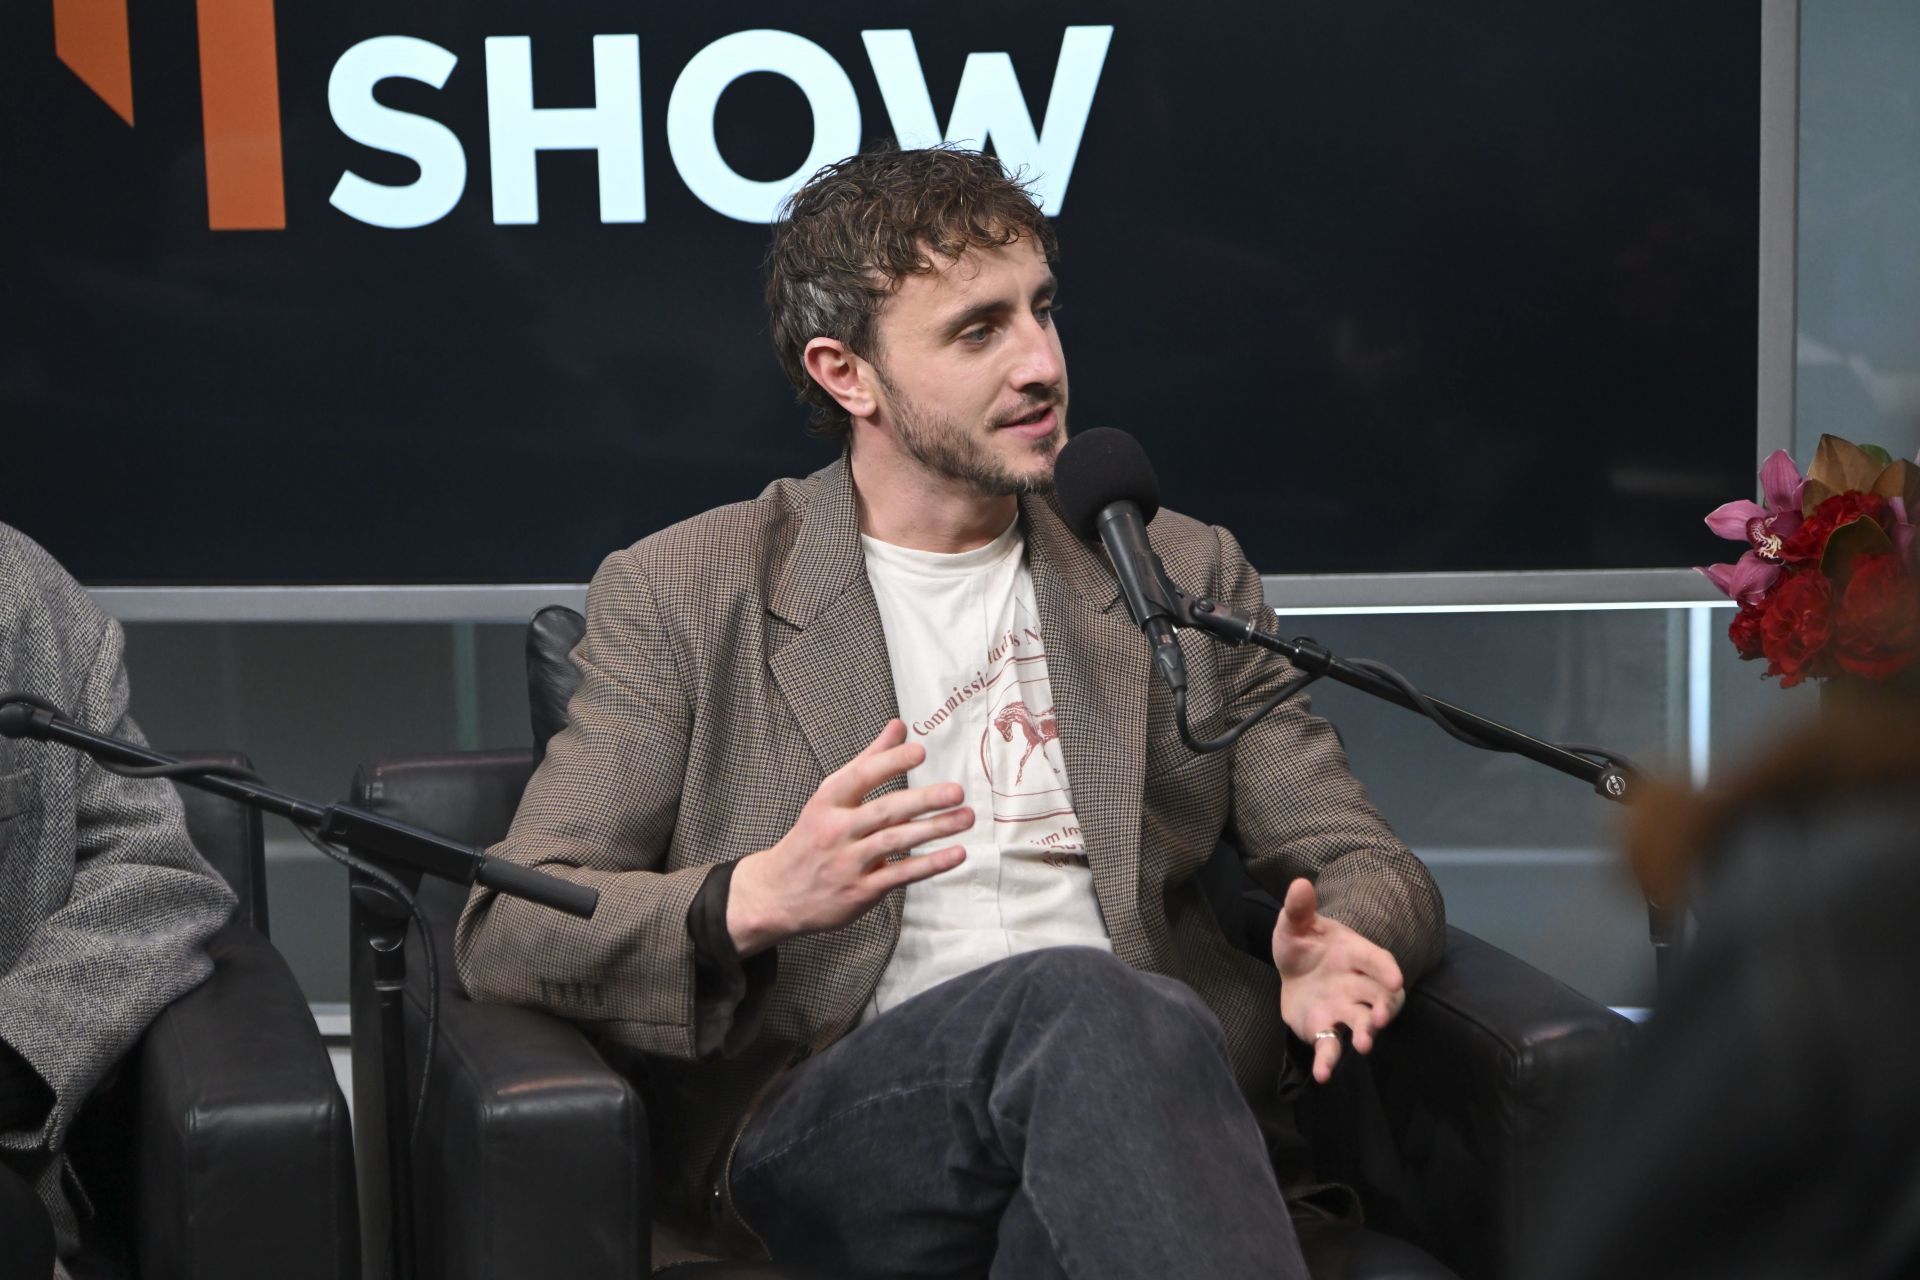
left=1863, top=443, right=1895, bottom=469
left=1871, top=457, right=1920, bottom=512
left=1803, top=435, right=1886, bottom=515
left=1819, top=514, right=1896, bottom=588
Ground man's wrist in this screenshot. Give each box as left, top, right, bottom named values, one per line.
left=725, top=851, right=786, bottom=958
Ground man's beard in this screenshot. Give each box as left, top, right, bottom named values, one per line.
left=880, top=373, right=1064, bottom=498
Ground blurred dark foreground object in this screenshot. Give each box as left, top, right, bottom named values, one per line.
left=1526, top=700, right=1920, bottom=1280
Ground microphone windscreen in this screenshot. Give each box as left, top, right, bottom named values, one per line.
left=0, top=701, right=39, bottom=739
left=1054, top=428, right=1161, bottom=539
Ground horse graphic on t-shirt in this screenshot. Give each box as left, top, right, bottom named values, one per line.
left=992, top=701, right=1058, bottom=784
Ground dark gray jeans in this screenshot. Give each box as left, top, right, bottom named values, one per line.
left=730, top=946, right=1307, bottom=1280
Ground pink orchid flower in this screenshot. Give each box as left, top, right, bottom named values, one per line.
left=1892, top=442, right=1918, bottom=564
left=1697, top=449, right=1805, bottom=604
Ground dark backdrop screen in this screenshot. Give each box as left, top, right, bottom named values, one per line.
left=1, top=1, right=1760, bottom=584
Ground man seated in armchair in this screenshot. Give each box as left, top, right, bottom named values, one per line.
left=457, top=146, right=1445, bottom=1279
left=0, top=523, right=236, bottom=1278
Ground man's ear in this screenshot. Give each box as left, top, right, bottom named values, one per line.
left=802, top=337, right=878, bottom=420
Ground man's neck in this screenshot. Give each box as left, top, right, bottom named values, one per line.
left=848, top=439, right=1018, bottom=554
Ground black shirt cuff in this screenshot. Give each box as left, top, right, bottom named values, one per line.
left=686, top=860, right=775, bottom=1058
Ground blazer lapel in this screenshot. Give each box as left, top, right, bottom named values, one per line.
left=1021, top=491, right=1152, bottom=962
left=767, top=456, right=907, bottom=803
left=763, top=467, right=1151, bottom=962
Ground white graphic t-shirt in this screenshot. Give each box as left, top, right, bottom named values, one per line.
left=859, top=518, right=1111, bottom=1021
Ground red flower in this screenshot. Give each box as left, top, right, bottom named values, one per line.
left=1758, top=571, right=1834, bottom=687
left=1780, top=491, right=1892, bottom=565
left=1832, top=553, right=1920, bottom=679
left=1727, top=603, right=1767, bottom=661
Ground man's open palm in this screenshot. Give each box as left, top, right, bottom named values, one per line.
left=1272, top=878, right=1406, bottom=1083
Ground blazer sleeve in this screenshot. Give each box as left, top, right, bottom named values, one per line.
left=1210, top=526, right=1447, bottom=983
left=0, top=615, right=235, bottom=1156
left=455, top=547, right=762, bottom=1061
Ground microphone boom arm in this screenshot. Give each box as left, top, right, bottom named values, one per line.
left=1168, top=590, right=1633, bottom=805
left=1163, top=589, right=1680, bottom=991
left=0, top=692, right=597, bottom=1280
left=0, top=699, right=596, bottom=917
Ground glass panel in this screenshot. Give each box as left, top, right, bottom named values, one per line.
left=111, top=604, right=1826, bottom=1013
left=1796, top=4, right=1920, bottom=464
left=121, top=622, right=532, bottom=1003
left=1283, top=608, right=1676, bottom=1009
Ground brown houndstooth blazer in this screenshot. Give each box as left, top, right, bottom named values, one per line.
left=456, top=454, right=1444, bottom=1250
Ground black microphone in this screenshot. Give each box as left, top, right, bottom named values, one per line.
left=1054, top=428, right=1188, bottom=695
left=0, top=697, right=55, bottom=740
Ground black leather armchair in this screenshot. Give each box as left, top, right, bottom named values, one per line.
left=63, top=753, right=359, bottom=1280
left=348, top=612, right=1636, bottom=1280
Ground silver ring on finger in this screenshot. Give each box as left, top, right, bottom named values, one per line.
left=1313, top=1029, right=1340, bottom=1042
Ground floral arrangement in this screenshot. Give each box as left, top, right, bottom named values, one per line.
left=1699, top=435, right=1920, bottom=687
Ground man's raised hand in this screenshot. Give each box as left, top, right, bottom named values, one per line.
left=1272, top=877, right=1406, bottom=1083
left=726, top=719, right=971, bottom=957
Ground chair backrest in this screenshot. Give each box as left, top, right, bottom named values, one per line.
left=349, top=750, right=539, bottom=935
left=173, top=751, right=268, bottom=934
left=526, top=605, right=587, bottom=763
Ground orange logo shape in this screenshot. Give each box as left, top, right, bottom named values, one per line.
left=54, top=0, right=133, bottom=124
left=54, top=0, right=288, bottom=230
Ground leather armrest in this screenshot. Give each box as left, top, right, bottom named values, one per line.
left=348, top=748, right=645, bottom=1277
left=134, top=922, right=356, bottom=1280
left=408, top=990, right=650, bottom=1280
left=1299, top=926, right=1637, bottom=1280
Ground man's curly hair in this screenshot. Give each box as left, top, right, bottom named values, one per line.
left=764, top=146, right=1058, bottom=440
